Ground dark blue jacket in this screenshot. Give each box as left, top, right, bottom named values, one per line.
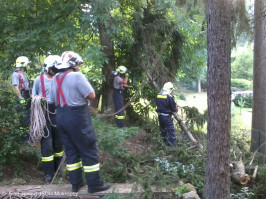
left=155, top=92, right=178, bottom=114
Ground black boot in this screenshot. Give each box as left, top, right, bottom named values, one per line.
left=88, top=182, right=111, bottom=193
left=72, top=181, right=85, bottom=192
left=44, top=174, right=53, bottom=183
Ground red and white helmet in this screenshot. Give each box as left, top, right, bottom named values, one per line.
left=57, top=51, right=84, bottom=70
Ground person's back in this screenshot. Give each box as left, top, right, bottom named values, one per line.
left=155, top=82, right=178, bottom=147
left=49, top=51, right=110, bottom=193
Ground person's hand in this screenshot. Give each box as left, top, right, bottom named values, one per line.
left=19, top=98, right=26, bottom=104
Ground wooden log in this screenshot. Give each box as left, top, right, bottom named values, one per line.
left=230, top=161, right=250, bottom=185
left=0, top=184, right=169, bottom=199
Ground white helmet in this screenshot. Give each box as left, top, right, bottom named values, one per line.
left=44, top=55, right=62, bottom=72
left=163, top=82, right=174, bottom=93
left=16, top=56, right=30, bottom=68
left=57, top=51, right=84, bottom=70
left=116, top=66, right=127, bottom=74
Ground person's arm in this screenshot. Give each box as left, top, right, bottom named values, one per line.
left=13, top=85, right=23, bottom=99
left=87, top=91, right=96, bottom=100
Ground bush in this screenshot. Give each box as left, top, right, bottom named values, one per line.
left=231, top=79, right=252, bottom=90
left=234, top=94, right=252, bottom=108
left=179, top=93, right=186, bottom=100
left=0, top=79, right=25, bottom=171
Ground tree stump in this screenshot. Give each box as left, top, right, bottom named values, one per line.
left=230, top=161, right=250, bottom=185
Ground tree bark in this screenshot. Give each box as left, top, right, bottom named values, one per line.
left=99, top=23, right=115, bottom=114
left=204, top=0, right=232, bottom=198
left=197, top=79, right=201, bottom=93
left=251, top=0, right=266, bottom=164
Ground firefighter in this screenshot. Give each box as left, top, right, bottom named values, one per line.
left=155, top=82, right=178, bottom=146
left=11, top=56, right=31, bottom=140
left=32, top=55, right=64, bottom=183
left=50, top=51, right=110, bottom=193
left=112, top=65, right=129, bottom=128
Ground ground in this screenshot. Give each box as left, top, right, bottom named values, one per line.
left=0, top=130, right=150, bottom=186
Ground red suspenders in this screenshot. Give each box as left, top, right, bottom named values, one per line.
left=16, top=72, right=25, bottom=90
left=56, top=72, right=70, bottom=106
left=40, top=75, right=46, bottom=98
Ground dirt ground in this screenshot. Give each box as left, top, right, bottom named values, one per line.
left=1, top=130, right=149, bottom=186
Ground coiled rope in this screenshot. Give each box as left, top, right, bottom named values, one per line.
left=29, top=96, right=53, bottom=146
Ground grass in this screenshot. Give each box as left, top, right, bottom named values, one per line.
left=177, top=91, right=251, bottom=130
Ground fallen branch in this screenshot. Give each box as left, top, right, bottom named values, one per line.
left=252, top=165, right=258, bottom=179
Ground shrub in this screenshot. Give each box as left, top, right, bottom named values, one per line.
left=179, top=93, right=186, bottom=100
left=234, top=94, right=252, bottom=108
left=0, top=79, right=25, bottom=171
left=231, top=79, right=252, bottom=90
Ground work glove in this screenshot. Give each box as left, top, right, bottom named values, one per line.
left=19, top=98, right=26, bottom=104
left=125, top=73, right=129, bottom=77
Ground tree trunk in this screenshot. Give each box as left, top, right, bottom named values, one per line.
left=204, top=0, right=232, bottom=198
left=251, top=0, right=266, bottom=164
left=197, top=79, right=201, bottom=93
left=99, top=23, right=115, bottom=114
left=230, top=161, right=250, bottom=185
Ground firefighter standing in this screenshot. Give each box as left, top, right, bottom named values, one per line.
left=11, top=56, right=31, bottom=140
left=155, top=82, right=178, bottom=146
left=50, top=51, right=110, bottom=193
left=32, top=55, right=64, bottom=183
left=112, top=66, right=129, bottom=128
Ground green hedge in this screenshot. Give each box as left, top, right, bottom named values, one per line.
left=0, top=79, right=25, bottom=171
left=231, top=79, right=252, bottom=90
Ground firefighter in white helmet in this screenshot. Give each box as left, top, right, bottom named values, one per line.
left=155, top=82, right=178, bottom=146
left=32, top=55, right=63, bottom=183
left=11, top=56, right=31, bottom=140
left=112, top=65, right=129, bottom=128
left=49, top=51, right=110, bottom=193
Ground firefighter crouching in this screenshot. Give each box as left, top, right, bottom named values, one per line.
left=49, top=51, right=110, bottom=193
left=32, top=55, right=64, bottom=183
left=112, top=65, right=129, bottom=128
left=11, top=56, right=31, bottom=140
left=155, top=82, right=178, bottom=147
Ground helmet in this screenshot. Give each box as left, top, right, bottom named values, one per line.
left=57, top=51, right=84, bottom=70
left=116, top=66, right=127, bottom=74
left=16, top=56, right=30, bottom=68
left=43, top=55, right=62, bottom=72
left=163, top=82, right=174, bottom=93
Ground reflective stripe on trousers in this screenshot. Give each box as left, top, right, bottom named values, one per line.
left=67, top=161, right=82, bottom=171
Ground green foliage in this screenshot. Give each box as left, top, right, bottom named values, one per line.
left=182, top=106, right=207, bottom=130
left=179, top=93, right=186, bottom=100
left=231, top=43, right=253, bottom=80
left=0, top=79, right=26, bottom=169
left=251, top=165, right=266, bottom=198
left=231, top=79, right=252, bottom=91
left=173, top=184, right=190, bottom=198
left=234, top=94, right=252, bottom=108
left=231, top=187, right=254, bottom=199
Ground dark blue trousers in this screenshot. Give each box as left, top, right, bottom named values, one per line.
left=113, top=89, right=125, bottom=128
left=56, top=104, right=101, bottom=186
left=41, top=104, right=63, bottom=176
left=158, top=115, right=177, bottom=146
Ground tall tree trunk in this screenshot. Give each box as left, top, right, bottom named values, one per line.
left=251, top=0, right=266, bottom=163
left=99, top=23, right=115, bottom=114
left=204, top=0, right=232, bottom=198
left=197, top=79, right=201, bottom=93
